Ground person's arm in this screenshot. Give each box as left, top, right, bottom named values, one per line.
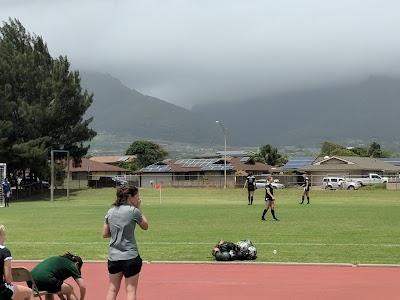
left=243, top=180, right=248, bottom=189
left=102, top=223, right=111, bottom=238
left=266, top=187, right=275, bottom=200
left=135, top=200, right=149, bottom=230
left=75, top=277, right=86, bottom=300
left=138, top=214, right=149, bottom=230
left=3, top=260, right=12, bottom=283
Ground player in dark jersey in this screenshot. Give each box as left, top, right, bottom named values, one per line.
left=300, top=174, right=311, bottom=204
left=0, top=224, right=33, bottom=300
left=261, top=176, right=279, bottom=221
left=243, top=172, right=256, bottom=205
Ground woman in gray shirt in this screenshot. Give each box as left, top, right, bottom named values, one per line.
left=102, top=186, right=149, bottom=300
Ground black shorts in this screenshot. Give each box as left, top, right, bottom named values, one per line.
left=108, top=256, right=142, bottom=278
left=0, top=283, right=14, bottom=300
left=29, top=279, right=63, bottom=294
left=248, top=186, right=255, bottom=192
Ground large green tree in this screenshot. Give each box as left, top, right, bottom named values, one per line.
left=320, top=141, right=391, bottom=158
left=254, top=144, right=287, bottom=166
left=126, top=141, right=168, bottom=169
left=0, top=19, right=96, bottom=179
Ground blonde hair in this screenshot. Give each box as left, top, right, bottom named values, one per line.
left=0, top=224, right=5, bottom=236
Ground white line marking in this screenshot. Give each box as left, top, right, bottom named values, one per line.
left=7, top=242, right=400, bottom=247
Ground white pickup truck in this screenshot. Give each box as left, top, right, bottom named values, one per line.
left=348, top=173, right=388, bottom=186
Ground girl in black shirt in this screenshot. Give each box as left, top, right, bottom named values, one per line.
left=261, top=176, right=279, bottom=221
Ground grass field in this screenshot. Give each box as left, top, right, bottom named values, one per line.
left=1, top=187, right=399, bottom=265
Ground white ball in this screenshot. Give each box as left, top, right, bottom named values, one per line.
left=273, top=249, right=277, bottom=254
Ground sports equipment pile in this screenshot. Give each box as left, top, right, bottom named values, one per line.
left=211, top=240, right=257, bottom=261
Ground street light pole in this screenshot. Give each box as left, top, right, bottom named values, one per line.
left=216, top=121, right=227, bottom=189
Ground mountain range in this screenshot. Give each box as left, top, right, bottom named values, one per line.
left=81, top=71, right=400, bottom=152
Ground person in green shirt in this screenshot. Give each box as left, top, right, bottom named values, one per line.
left=30, top=252, right=86, bottom=300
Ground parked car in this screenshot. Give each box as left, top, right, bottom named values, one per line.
left=347, top=173, right=388, bottom=186
left=18, top=177, right=50, bottom=189
left=255, top=179, right=285, bottom=189
left=113, top=176, right=128, bottom=186
left=88, top=176, right=127, bottom=188
left=322, top=177, right=360, bottom=190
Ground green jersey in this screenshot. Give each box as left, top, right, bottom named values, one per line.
left=31, top=256, right=81, bottom=285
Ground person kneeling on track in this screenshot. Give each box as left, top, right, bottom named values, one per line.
left=29, top=252, right=86, bottom=300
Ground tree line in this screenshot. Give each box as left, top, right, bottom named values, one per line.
left=0, top=19, right=96, bottom=182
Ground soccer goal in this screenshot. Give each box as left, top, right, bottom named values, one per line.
left=0, top=163, right=6, bottom=208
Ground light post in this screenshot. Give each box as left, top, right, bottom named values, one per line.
left=216, top=120, right=227, bottom=189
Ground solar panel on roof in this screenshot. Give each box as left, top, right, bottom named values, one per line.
left=283, top=156, right=317, bottom=169
left=117, top=156, right=130, bottom=162
left=380, top=158, right=400, bottom=166
left=202, top=164, right=234, bottom=171
left=175, top=159, right=192, bottom=165
left=182, top=159, right=219, bottom=167
left=240, top=157, right=250, bottom=162
left=141, top=165, right=171, bottom=172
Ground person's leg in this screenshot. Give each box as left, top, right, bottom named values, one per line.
left=125, top=273, right=140, bottom=300
left=300, top=191, right=305, bottom=204
left=57, top=283, right=77, bottom=300
left=271, top=202, right=279, bottom=221
left=250, top=191, right=254, bottom=205
left=45, top=295, right=55, bottom=300
left=262, top=201, right=269, bottom=220
left=106, top=272, right=123, bottom=300
left=306, top=191, right=310, bottom=204
left=247, top=191, right=251, bottom=205
left=10, top=284, right=33, bottom=300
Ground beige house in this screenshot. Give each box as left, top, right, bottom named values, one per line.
left=139, top=156, right=272, bottom=188
left=66, top=158, right=130, bottom=188
left=89, top=155, right=136, bottom=167
left=298, top=156, right=400, bottom=186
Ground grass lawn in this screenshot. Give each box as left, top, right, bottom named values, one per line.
left=1, top=187, right=399, bottom=265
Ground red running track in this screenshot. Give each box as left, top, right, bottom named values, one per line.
left=15, top=261, right=399, bottom=300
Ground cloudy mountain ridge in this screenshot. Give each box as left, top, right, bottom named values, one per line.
left=81, top=71, right=400, bottom=150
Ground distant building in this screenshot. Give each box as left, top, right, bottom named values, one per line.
left=89, top=155, right=136, bottom=166
left=139, top=156, right=271, bottom=188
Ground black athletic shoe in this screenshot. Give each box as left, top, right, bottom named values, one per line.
left=273, top=218, right=279, bottom=221
left=261, top=217, right=266, bottom=221
left=299, top=202, right=303, bottom=204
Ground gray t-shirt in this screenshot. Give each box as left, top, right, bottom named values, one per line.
left=104, top=204, right=143, bottom=261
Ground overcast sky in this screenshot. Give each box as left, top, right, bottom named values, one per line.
left=2, top=0, right=400, bottom=108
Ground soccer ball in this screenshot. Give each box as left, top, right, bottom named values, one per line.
left=215, top=252, right=224, bottom=261
left=221, top=251, right=231, bottom=261
left=247, top=246, right=257, bottom=260
left=238, top=240, right=251, bottom=253
left=243, top=239, right=253, bottom=246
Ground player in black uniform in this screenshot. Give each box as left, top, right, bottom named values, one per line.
left=261, top=176, right=279, bottom=221
left=300, top=174, right=311, bottom=204
left=0, top=224, right=33, bottom=300
left=243, top=172, right=256, bottom=205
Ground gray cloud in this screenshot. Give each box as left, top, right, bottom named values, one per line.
left=2, top=0, right=400, bottom=108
